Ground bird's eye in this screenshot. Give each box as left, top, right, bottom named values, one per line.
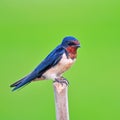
left=68, top=42, right=75, bottom=46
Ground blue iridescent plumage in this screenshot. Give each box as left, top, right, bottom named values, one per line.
left=10, top=36, right=80, bottom=91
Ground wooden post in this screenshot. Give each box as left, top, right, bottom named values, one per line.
left=53, top=82, right=69, bottom=120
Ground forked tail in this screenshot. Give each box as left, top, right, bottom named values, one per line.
left=10, top=73, right=37, bottom=91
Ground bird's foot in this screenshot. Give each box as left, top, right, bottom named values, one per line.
left=53, top=77, right=69, bottom=86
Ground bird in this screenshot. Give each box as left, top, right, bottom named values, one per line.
left=10, top=36, right=80, bottom=91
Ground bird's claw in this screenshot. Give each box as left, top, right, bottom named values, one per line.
left=53, top=77, right=69, bottom=86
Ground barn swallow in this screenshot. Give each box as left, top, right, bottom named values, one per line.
left=10, top=36, right=80, bottom=91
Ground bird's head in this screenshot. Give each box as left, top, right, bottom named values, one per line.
left=61, top=36, right=80, bottom=48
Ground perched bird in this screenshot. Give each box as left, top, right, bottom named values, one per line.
left=10, top=36, right=80, bottom=91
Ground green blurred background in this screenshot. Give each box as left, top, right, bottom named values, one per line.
left=0, top=0, right=120, bottom=120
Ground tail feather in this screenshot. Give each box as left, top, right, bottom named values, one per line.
left=10, top=72, right=37, bottom=91
left=10, top=76, right=26, bottom=87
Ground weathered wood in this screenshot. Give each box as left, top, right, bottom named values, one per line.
left=53, top=82, right=69, bottom=120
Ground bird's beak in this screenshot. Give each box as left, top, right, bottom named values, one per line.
left=76, top=44, right=80, bottom=48
left=73, top=41, right=80, bottom=48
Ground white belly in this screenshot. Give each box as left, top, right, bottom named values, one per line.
left=42, top=53, right=76, bottom=80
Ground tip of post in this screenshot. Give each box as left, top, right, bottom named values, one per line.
left=53, top=82, right=67, bottom=93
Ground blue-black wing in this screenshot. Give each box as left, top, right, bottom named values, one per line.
left=10, top=45, right=65, bottom=91
left=34, top=45, right=65, bottom=77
